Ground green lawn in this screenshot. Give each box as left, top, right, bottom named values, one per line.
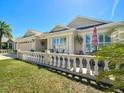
left=0, top=59, right=104, bottom=93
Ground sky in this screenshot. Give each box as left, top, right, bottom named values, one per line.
left=0, top=0, right=124, bottom=38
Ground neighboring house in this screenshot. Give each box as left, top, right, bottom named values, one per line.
left=16, top=16, right=124, bottom=54
left=2, top=36, right=15, bottom=49
left=111, top=27, right=124, bottom=43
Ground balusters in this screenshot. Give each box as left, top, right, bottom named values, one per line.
left=19, top=53, right=22, bottom=60
left=27, top=53, right=29, bottom=61
left=35, top=54, right=38, bottom=63
left=104, top=60, right=109, bottom=70
left=86, top=59, right=90, bottom=74
left=17, top=52, right=112, bottom=77
left=30, top=53, right=33, bottom=62
left=49, top=55, right=53, bottom=65
left=73, top=57, right=76, bottom=72
left=22, top=53, right=24, bottom=60
left=57, top=56, right=61, bottom=67
left=26, top=53, right=28, bottom=61
left=39, top=54, right=42, bottom=64
left=38, top=54, right=40, bottom=63
left=42, top=56, right=45, bottom=64
left=34, top=54, right=37, bottom=63
left=33, top=54, right=36, bottom=63
left=19, top=53, right=21, bottom=59
left=36, top=54, right=38, bottom=63
left=67, top=57, right=71, bottom=70
left=62, top=56, right=65, bottom=68
left=25, top=53, right=27, bottom=61
left=53, top=56, right=56, bottom=66
left=94, top=59, right=99, bottom=76
left=31, top=53, right=34, bottom=62
left=46, top=54, right=50, bottom=65
left=37, top=54, right=40, bottom=63
left=33, top=53, right=36, bottom=63
left=29, top=53, right=32, bottom=62
left=79, top=58, right=83, bottom=73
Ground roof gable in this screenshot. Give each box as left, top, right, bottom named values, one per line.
left=50, top=25, right=69, bottom=33
left=2, top=37, right=8, bottom=42
left=68, top=16, right=111, bottom=28
left=23, top=30, right=42, bottom=37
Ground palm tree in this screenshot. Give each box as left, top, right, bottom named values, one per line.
left=0, top=21, right=13, bottom=49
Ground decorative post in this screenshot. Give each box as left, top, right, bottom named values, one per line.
left=49, top=55, right=53, bottom=65
left=62, top=56, right=65, bottom=68
left=73, top=57, right=77, bottom=72
left=79, top=58, right=83, bottom=73
left=57, top=56, right=60, bottom=67
left=53, top=56, right=56, bottom=66
left=94, top=59, right=99, bottom=76
left=86, top=59, right=91, bottom=74
left=104, top=60, right=109, bottom=70
left=67, top=57, right=71, bottom=70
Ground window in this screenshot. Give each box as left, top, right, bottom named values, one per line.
left=85, top=35, right=92, bottom=52
left=56, top=38, right=59, bottom=45
left=86, top=35, right=91, bottom=43
left=86, top=44, right=91, bottom=52
left=105, top=34, right=111, bottom=42
left=52, top=38, right=57, bottom=45
left=60, top=38, right=64, bottom=45
left=85, top=33, right=111, bottom=53
left=52, top=37, right=66, bottom=48
left=99, top=33, right=104, bottom=42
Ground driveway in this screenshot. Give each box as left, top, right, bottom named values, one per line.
left=0, top=53, right=17, bottom=60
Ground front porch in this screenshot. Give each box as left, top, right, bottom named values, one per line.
left=39, top=31, right=75, bottom=54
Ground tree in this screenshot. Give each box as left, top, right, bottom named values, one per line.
left=0, top=21, right=13, bottom=49
left=96, top=25, right=124, bottom=92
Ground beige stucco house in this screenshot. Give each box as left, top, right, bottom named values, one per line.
left=2, top=36, right=15, bottom=49
left=16, top=16, right=124, bottom=54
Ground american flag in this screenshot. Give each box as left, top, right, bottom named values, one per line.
left=92, top=27, right=98, bottom=46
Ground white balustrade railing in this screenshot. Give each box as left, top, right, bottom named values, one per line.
left=0, top=49, right=14, bottom=54
left=17, top=51, right=109, bottom=76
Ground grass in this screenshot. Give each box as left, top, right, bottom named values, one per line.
left=0, top=59, right=104, bottom=93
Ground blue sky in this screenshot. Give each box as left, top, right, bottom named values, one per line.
left=0, top=0, right=124, bottom=38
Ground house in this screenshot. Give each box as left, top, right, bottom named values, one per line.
left=16, top=16, right=124, bottom=54
left=2, top=36, right=15, bottom=49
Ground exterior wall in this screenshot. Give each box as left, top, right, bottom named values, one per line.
left=112, top=29, right=124, bottom=43
left=16, top=37, right=36, bottom=51
left=35, top=39, right=47, bottom=52
left=35, top=38, right=42, bottom=51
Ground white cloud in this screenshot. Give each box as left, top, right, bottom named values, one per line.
left=111, top=0, right=120, bottom=19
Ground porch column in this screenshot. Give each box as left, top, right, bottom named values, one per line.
left=66, top=35, right=69, bottom=53
left=82, top=35, right=86, bottom=54
left=32, top=39, right=36, bottom=50
left=47, top=38, right=52, bottom=50
left=47, top=38, right=50, bottom=50
left=16, top=42, right=19, bottom=50
left=68, top=34, right=74, bottom=54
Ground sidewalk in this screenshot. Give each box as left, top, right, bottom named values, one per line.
left=0, top=53, right=17, bottom=60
